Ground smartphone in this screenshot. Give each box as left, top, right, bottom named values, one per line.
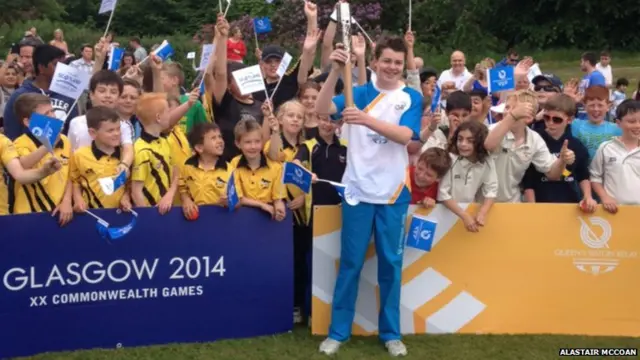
left=10, top=43, right=19, bottom=55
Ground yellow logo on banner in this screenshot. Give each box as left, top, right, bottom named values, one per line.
left=312, top=204, right=640, bottom=337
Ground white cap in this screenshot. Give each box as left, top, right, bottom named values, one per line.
left=490, top=103, right=506, bottom=114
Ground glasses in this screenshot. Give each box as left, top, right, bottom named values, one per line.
left=508, top=57, right=519, bottom=63
left=534, top=85, right=560, bottom=93
left=543, top=115, right=564, bottom=124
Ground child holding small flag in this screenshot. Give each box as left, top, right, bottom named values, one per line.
left=12, top=93, right=73, bottom=225
left=229, top=118, right=286, bottom=220
left=180, top=123, right=231, bottom=219
left=293, top=114, right=347, bottom=323
left=70, top=106, right=132, bottom=211
left=160, top=63, right=208, bottom=135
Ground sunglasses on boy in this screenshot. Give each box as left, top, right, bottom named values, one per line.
left=534, top=85, right=560, bottom=93
left=543, top=114, right=565, bottom=124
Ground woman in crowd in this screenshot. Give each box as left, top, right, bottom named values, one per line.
left=49, top=29, right=69, bottom=54
left=0, top=62, right=23, bottom=129
left=226, top=26, right=247, bottom=63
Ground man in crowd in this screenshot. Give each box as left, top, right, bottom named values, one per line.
left=69, top=44, right=95, bottom=76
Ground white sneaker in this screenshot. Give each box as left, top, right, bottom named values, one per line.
left=385, top=340, right=408, bottom=357
left=319, top=337, right=342, bottom=355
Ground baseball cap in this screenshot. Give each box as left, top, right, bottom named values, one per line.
left=532, top=73, right=563, bottom=91
left=261, top=45, right=285, bottom=61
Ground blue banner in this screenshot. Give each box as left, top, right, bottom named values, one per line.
left=487, top=66, right=515, bottom=94
left=0, top=206, right=293, bottom=358
left=283, top=162, right=312, bottom=193
left=405, top=215, right=437, bottom=252
left=253, top=17, right=272, bottom=34
left=28, top=113, right=63, bottom=151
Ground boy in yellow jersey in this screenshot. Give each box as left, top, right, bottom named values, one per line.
left=12, top=93, right=73, bottom=225
left=131, top=93, right=178, bottom=215
left=180, top=123, right=232, bottom=217
left=70, top=106, right=132, bottom=211
left=0, top=134, right=61, bottom=215
left=164, top=90, right=199, bottom=205
left=229, top=119, right=286, bottom=220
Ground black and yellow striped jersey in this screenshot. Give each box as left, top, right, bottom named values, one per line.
left=0, top=134, right=19, bottom=215
left=179, top=155, right=232, bottom=206
left=164, top=126, right=192, bottom=206
left=131, top=131, right=173, bottom=206
left=13, top=133, right=71, bottom=214
left=230, top=153, right=286, bottom=204
left=70, top=143, right=125, bottom=209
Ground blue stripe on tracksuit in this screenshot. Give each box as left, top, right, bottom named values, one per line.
left=328, top=200, right=408, bottom=342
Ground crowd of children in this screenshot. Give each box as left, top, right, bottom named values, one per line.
left=1, top=4, right=640, bottom=358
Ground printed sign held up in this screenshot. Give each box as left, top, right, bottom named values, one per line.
left=99, top=0, right=117, bottom=14
left=232, top=65, right=266, bottom=96
left=49, top=63, right=90, bottom=100
left=198, top=44, right=216, bottom=71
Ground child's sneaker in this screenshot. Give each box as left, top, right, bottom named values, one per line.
left=319, top=337, right=342, bottom=355
left=385, top=340, right=408, bottom=357
left=293, top=307, right=303, bottom=324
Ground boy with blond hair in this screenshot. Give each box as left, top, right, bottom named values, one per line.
left=131, top=92, right=178, bottom=214
left=484, top=89, right=575, bottom=202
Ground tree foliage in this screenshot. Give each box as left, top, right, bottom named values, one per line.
left=2, top=0, right=640, bottom=56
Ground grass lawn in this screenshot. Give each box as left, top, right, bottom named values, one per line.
left=19, top=326, right=640, bottom=360
left=14, top=56, right=640, bottom=360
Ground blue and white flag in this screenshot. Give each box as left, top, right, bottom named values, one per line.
left=405, top=215, right=437, bottom=252
left=94, top=210, right=138, bottom=241
left=28, top=113, right=63, bottom=152
left=430, top=85, right=441, bottom=113
left=254, top=17, right=272, bottom=34
left=487, top=66, right=515, bottom=94
left=153, top=40, right=175, bottom=62
left=282, top=162, right=312, bottom=193
left=99, top=0, right=117, bottom=14
left=98, top=171, right=127, bottom=196
left=108, top=47, right=124, bottom=71
left=317, top=179, right=361, bottom=206
left=227, top=172, right=239, bottom=212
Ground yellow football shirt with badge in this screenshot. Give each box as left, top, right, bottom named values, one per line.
left=264, top=135, right=305, bottom=224
left=179, top=155, right=232, bottom=205
left=0, top=134, right=19, bottom=215
left=70, top=143, right=125, bottom=209
left=132, top=131, right=173, bottom=206
left=164, top=126, right=192, bottom=205
left=229, top=153, right=286, bottom=204
left=12, top=133, right=71, bottom=214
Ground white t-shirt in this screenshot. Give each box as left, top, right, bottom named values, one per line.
left=437, top=68, right=472, bottom=90
left=68, top=115, right=134, bottom=152
left=595, top=63, right=613, bottom=87
left=590, top=138, right=640, bottom=205
left=331, top=81, right=422, bottom=204
left=488, top=124, right=557, bottom=203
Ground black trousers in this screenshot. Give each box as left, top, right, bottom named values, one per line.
left=293, top=223, right=312, bottom=312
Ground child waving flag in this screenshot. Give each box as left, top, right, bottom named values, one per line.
left=314, top=36, right=422, bottom=357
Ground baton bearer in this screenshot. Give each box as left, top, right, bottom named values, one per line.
left=337, top=1, right=354, bottom=108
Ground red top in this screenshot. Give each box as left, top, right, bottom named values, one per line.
left=227, top=39, right=247, bottom=61
left=409, top=165, right=439, bottom=204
